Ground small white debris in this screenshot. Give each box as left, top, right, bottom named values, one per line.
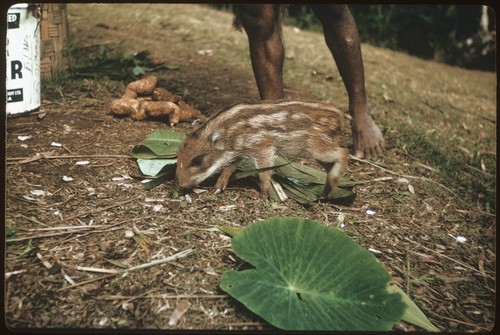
left=112, top=176, right=125, bottom=181
left=408, top=184, right=415, bottom=194
left=373, top=176, right=393, bottom=182
left=192, top=188, right=207, bottom=194
left=125, top=230, right=135, bottom=238
left=20, top=144, right=28, bottom=149
left=53, top=210, right=60, bottom=216
left=153, top=204, right=164, bottom=212
left=168, top=300, right=191, bottom=327
left=448, top=234, right=467, bottom=243
left=86, top=187, right=96, bottom=194
left=368, top=248, right=382, bottom=254
left=17, top=135, right=32, bottom=141
left=30, top=190, right=46, bottom=197
left=365, top=209, right=376, bottom=216
left=121, top=302, right=133, bottom=311
left=99, top=317, right=109, bottom=327
left=218, top=204, right=236, bottom=212
left=218, top=234, right=231, bottom=241
left=271, top=180, right=288, bottom=201
left=184, top=194, right=192, bottom=204
left=197, top=49, right=213, bottom=56
left=75, top=160, right=90, bottom=165
left=144, top=198, right=165, bottom=202
left=293, top=27, right=301, bottom=33
left=398, top=177, right=409, bottom=183
left=337, top=213, right=345, bottom=224
left=62, top=175, right=74, bottom=182
left=51, top=142, right=62, bottom=147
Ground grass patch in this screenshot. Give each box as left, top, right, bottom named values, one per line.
left=395, top=130, right=495, bottom=212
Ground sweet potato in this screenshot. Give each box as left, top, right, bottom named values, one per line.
left=122, top=88, right=138, bottom=99
left=110, top=76, right=206, bottom=125
left=126, top=75, right=157, bottom=95
left=139, top=100, right=180, bottom=121
left=178, top=100, right=207, bottom=121
left=110, top=98, right=142, bottom=118
left=152, top=87, right=178, bottom=102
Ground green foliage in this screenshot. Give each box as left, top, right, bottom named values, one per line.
left=235, top=156, right=356, bottom=204
left=283, top=4, right=494, bottom=71
left=131, top=130, right=185, bottom=190
left=131, top=130, right=186, bottom=159
left=396, top=130, right=496, bottom=212
left=220, top=218, right=407, bottom=331
left=69, top=43, right=169, bottom=82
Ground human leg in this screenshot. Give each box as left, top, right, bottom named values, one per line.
left=311, top=5, right=385, bottom=159
left=237, top=4, right=285, bottom=100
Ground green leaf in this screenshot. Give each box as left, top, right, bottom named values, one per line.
left=137, top=158, right=177, bottom=177
left=220, top=218, right=406, bottom=331
left=218, top=226, right=244, bottom=237
left=235, top=157, right=356, bottom=204
left=387, top=284, right=440, bottom=332
left=140, top=171, right=173, bottom=190
left=19, top=240, right=39, bottom=258
left=131, top=130, right=186, bottom=159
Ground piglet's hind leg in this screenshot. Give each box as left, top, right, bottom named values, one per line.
left=317, top=147, right=349, bottom=197
left=254, top=149, right=275, bottom=199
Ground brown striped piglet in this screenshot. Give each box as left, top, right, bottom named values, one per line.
left=175, top=99, right=350, bottom=199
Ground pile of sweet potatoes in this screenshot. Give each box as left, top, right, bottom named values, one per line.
left=110, top=75, right=206, bottom=126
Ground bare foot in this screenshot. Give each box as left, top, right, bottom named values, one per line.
left=351, top=107, right=385, bottom=160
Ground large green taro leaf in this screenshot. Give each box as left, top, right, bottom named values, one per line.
left=220, top=218, right=406, bottom=331
left=131, top=129, right=186, bottom=159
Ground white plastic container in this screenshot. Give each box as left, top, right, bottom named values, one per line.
left=6, top=3, right=41, bottom=115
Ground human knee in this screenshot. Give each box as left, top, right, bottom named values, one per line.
left=310, top=4, right=351, bottom=23
left=237, top=4, right=280, bottom=38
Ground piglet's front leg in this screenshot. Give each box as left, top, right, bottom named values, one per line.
left=214, top=160, right=240, bottom=194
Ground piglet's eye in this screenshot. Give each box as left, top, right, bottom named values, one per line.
left=191, top=155, right=205, bottom=167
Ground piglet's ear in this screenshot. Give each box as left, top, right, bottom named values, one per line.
left=210, top=130, right=225, bottom=150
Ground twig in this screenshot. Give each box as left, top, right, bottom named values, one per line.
left=439, top=315, right=484, bottom=328
left=37, top=252, right=75, bottom=286
left=6, top=154, right=131, bottom=165
left=96, top=294, right=228, bottom=300
left=63, top=196, right=141, bottom=222
left=404, top=237, right=483, bottom=275
left=125, top=248, right=194, bottom=272
left=5, top=269, right=27, bottom=279
left=7, top=220, right=132, bottom=243
left=349, top=155, right=459, bottom=197
left=74, top=266, right=120, bottom=274
left=57, top=273, right=117, bottom=291
left=57, top=248, right=195, bottom=292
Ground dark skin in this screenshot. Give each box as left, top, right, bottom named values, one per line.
left=238, top=4, right=385, bottom=159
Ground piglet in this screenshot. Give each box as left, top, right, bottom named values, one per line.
left=175, top=99, right=350, bottom=199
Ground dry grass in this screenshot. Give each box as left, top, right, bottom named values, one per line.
left=4, top=4, right=495, bottom=331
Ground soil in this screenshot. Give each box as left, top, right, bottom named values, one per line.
left=4, top=4, right=496, bottom=332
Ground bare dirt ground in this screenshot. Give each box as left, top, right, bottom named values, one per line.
left=4, top=4, right=496, bottom=332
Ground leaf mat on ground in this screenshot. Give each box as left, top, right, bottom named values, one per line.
left=72, top=50, right=169, bottom=81
left=219, top=217, right=406, bottom=331
left=131, top=130, right=186, bottom=159
left=236, top=156, right=356, bottom=204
